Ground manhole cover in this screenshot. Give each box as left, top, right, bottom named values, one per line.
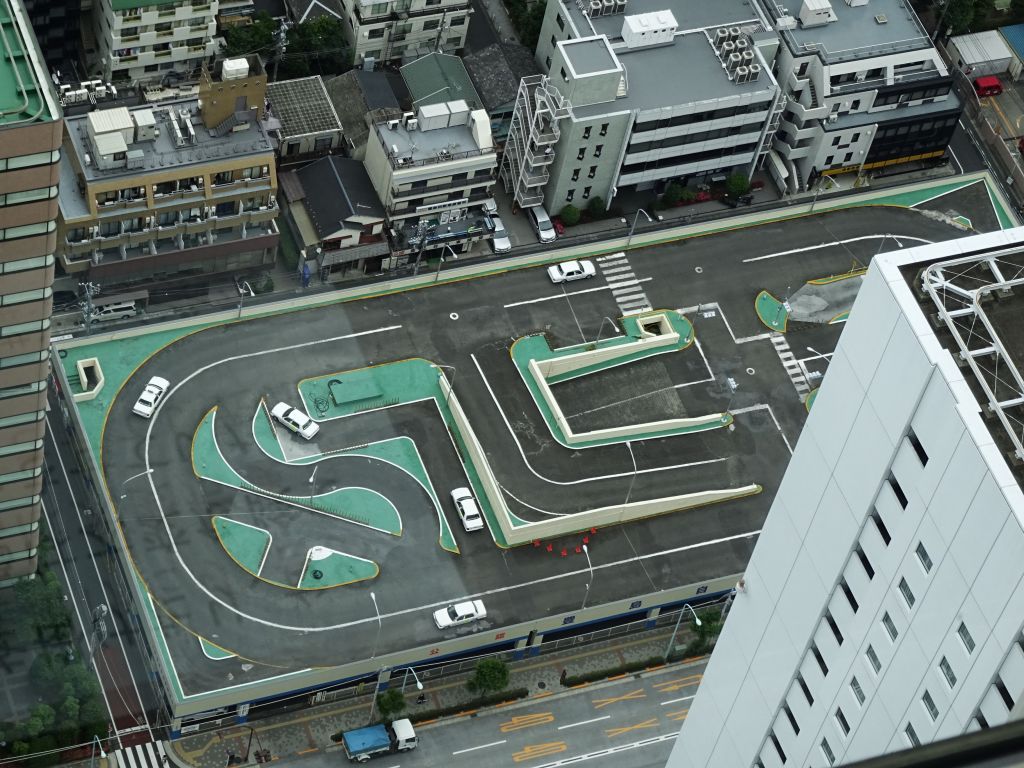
left=695, top=266, right=704, bottom=274
left=312, top=569, right=323, bottom=580
left=746, top=367, right=756, bottom=375
left=538, top=681, right=546, bottom=689
left=450, top=312, right=460, bottom=320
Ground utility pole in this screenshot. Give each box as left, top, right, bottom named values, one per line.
left=79, top=281, right=101, bottom=336
left=271, top=20, right=291, bottom=82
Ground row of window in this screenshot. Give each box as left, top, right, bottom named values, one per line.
left=0, top=254, right=53, bottom=276
left=0, top=495, right=39, bottom=513
left=0, top=287, right=51, bottom=307
left=633, top=101, right=768, bottom=133
left=0, top=411, right=44, bottom=429
left=629, top=122, right=763, bottom=155
left=0, top=186, right=57, bottom=207
left=565, top=186, right=594, bottom=202
left=0, top=150, right=60, bottom=172
left=0, top=381, right=45, bottom=402
left=0, top=350, right=49, bottom=370
left=620, top=142, right=757, bottom=177
left=0, top=467, right=41, bottom=486
left=575, top=144, right=603, bottom=161
left=0, top=440, right=43, bottom=459
left=0, top=522, right=40, bottom=539
left=570, top=166, right=599, bottom=182
left=0, top=220, right=55, bottom=243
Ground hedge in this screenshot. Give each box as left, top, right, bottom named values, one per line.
left=408, top=687, right=530, bottom=723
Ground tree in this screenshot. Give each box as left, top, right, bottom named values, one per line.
left=222, top=12, right=276, bottom=59
left=280, top=17, right=350, bottom=79
left=559, top=204, right=580, bottom=226
left=659, top=183, right=683, bottom=208
left=586, top=196, right=605, bottom=218
left=725, top=172, right=751, bottom=198
left=375, top=689, right=407, bottom=721
left=21, top=705, right=55, bottom=739
left=466, top=658, right=509, bottom=695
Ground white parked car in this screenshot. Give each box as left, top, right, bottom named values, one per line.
left=482, top=197, right=498, bottom=215
left=547, top=259, right=597, bottom=284
left=271, top=402, right=320, bottom=440
left=132, top=376, right=170, bottom=418
left=433, top=600, right=487, bottom=629
left=490, top=215, right=512, bottom=254
left=451, top=487, right=484, bottom=532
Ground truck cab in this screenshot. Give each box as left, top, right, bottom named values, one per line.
left=390, top=719, right=417, bottom=751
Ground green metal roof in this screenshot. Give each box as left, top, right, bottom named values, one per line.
left=400, top=52, right=482, bottom=110
left=0, top=0, right=57, bottom=126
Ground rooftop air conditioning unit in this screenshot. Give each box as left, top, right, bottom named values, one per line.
left=391, top=143, right=400, bottom=155
left=742, top=49, right=754, bottom=65
left=727, top=52, right=742, bottom=72
left=735, top=65, right=749, bottom=83
left=728, top=25, right=741, bottom=41
left=406, top=118, right=419, bottom=131
left=589, top=0, right=603, bottom=15
left=721, top=40, right=736, bottom=57
left=748, top=63, right=762, bottom=82
left=387, top=119, right=400, bottom=130
left=714, top=27, right=729, bottom=50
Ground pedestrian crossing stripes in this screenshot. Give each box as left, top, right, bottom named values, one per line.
left=770, top=334, right=810, bottom=395
left=596, top=253, right=651, bottom=315
left=111, top=741, right=169, bottom=768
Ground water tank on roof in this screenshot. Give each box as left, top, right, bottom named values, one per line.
left=222, top=58, right=250, bottom=81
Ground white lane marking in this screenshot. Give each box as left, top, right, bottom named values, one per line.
left=602, top=266, right=633, bottom=275
left=530, top=732, right=677, bottom=768
left=660, top=695, right=696, bottom=706
left=452, top=740, right=506, bottom=755
left=605, top=272, right=638, bottom=282
left=46, top=414, right=152, bottom=743
left=730, top=403, right=794, bottom=454
left=742, top=234, right=933, bottom=263
left=558, top=716, right=611, bottom=730
left=503, top=279, right=652, bottom=308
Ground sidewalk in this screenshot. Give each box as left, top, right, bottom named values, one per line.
left=167, top=622, right=704, bottom=768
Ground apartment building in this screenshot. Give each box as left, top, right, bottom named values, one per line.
left=505, top=0, right=783, bottom=213
left=760, top=0, right=960, bottom=192
left=363, top=100, right=497, bottom=260
left=672, top=228, right=1024, bottom=767
left=22, top=0, right=82, bottom=68
left=0, top=0, right=63, bottom=585
left=56, top=57, right=279, bottom=291
left=336, top=0, right=470, bottom=66
left=93, top=0, right=220, bottom=84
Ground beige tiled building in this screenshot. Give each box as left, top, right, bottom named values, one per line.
left=0, top=0, right=63, bottom=585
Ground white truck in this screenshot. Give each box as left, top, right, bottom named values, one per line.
left=341, top=719, right=417, bottom=763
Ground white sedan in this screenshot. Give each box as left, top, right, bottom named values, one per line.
left=132, top=376, right=170, bottom=418
left=433, top=600, right=487, bottom=629
left=490, top=215, right=512, bottom=254
left=547, top=259, right=596, bottom=284
left=451, top=487, right=484, bottom=532
left=271, top=402, right=320, bottom=440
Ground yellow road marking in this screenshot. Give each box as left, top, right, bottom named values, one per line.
left=652, top=673, right=702, bottom=693
left=512, top=742, right=568, bottom=762
left=500, top=713, right=555, bottom=732
left=605, top=718, right=660, bottom=738
left=665, top=708, right=689, bottom=722
left=593, top=688, right=646, bottom=709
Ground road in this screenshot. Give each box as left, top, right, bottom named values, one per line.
left=277, top=660, right=706, bottom=768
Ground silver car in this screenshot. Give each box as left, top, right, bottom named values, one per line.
left=547, top=259, right=597, bottom=283
left=490, top=215, right=512, bottom=253
left=433, top=600, right=487, bottom=629
left=132, top=376, right=170, bottom=418
left=270, top=402, right=320, bottom=440
left=451, top=487, right=484, bottom=532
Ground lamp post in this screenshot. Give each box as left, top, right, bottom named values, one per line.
left=432, top=364, right=457, bottom=406
left=119, top=467, right=154, bottom=499
left=664, top=603, right=703, bottom=660
left=369, top=591, right=382, bottom=659
left=805, top=346, right=832, bottom=363
left=580, top=543, right=594, bottom=610
left=626, top=208, right=657, bottom=249
left=808, top=175, right=842, bottom=215
left=593, top=316, right=619, bottom=345
left=89, top=735, right=106, bottom=768
left=434, top=244, right=460, bottom=282
left=401, top=666, right=424, bottom=693
left=309, top=465, right=318, bottom=503
left=622, top=441, right=638, bottom=510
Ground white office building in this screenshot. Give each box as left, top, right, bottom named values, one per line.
left=672, top=228, right=1024, bottom=767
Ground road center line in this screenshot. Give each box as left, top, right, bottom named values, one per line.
left=742, top=234, right=932, bottom=263
left=660, top=695, right=696, bottom=706
left=558, top=715, right=611, bottom=730
left=452, top=740, right=507, bottom=755
left=503, top=278, right=652, bottom=308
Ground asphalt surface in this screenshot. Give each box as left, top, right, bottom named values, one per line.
left=95, top=204, right=970, bottom=698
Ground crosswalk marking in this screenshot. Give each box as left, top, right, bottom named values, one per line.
left=597, top=253, right=652, bottom=315
left=111, top=742, right=169, bottom=768
left=770, top=334, right=810, bottom=395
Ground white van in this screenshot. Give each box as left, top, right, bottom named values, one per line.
left=92, top=301, right=137, bottom=322
left=527, top=205, right=556, bottom=243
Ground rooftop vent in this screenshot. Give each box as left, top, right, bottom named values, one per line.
left=874, top=13, right=887, bottom=22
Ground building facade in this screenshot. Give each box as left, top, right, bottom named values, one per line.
left=22, top=0, right=82, bottom=70
left=93, top=0, right=220, bottom=84
left=56, top=57, right=279, bottom=293
left=0, top=0, right=63, bottom=585
left=761, top=0, right=961, bottom=192
left=363, top=101, right=497, bottom=260
left=504, top=0, right=783, bottom=213
left=672, top=229, right=1024, bottom=767
left=337, top=0, right=470, bottom=66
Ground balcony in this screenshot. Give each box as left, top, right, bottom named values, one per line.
left=391, top=176, right=493, bottom=199
left=526, top=147, right=554, bottom=166
left=523, top=168, right=549, bottom=187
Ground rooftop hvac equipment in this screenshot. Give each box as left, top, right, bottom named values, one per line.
left=222, top=57, right=250, bottom=80
left=734, top=37, right=748, bottom=52
left=728, top=26, right=741, bottom=41
left=727, top=52, right=742, bottom=72
left=589, top=0, right=603, bottom=16
left=721, top=40, right=736, bottom=57
left=621, top=10, right=677, bottom=48
left=742, top=49, right=755, bottom=65
left=845, top=0, right=868, bottom=6
left=798, top=0, right=835, bottom=28
left=748, top=63, right=762, bottom=82
left=126, top=149, right=145, bottom=169
left=615, top=0, right=627, bottom=13
left=418, top=102, right=451, bottom=130
left=387, top=119, right=400, bottom=129
left=735, top=65, right=749, bottom=83
left=603, top=0, right=616, bottom=13
left=406, top=118, right=419, bottom=131
left=402, top=111, right=415, bottom=126
left=714, top=27, right=729, bottom=49
left=447, top=99, right=470, bottom=126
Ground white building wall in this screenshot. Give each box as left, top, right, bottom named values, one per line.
left=671, top=230, right=1024, bottom=768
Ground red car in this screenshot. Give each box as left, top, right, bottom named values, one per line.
left=552, top=217, right=566, bottom=236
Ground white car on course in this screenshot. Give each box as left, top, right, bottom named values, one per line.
left=547, top=259, right=596, bottom=284
left=132, top=376, right=170, bottom=418
left=451, top=487, right=484, bottom=532
left=433, top=600, right=487, bottom=629
left=271, top=402, right=320, bottom=440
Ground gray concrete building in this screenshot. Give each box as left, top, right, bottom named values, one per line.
left=335, top=0, right=471, bottom=66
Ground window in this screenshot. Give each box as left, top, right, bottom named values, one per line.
left=0, top=411, right=43, bottom=428
left=905, top=722, right=921, bottom=747
left=850, top=676, right=865, bottom=705
left=835, top=707, right=850, bottom=736
left=866, top=645, right=882, bottom=674
left=582, top=126, right=591, bottom=139
left=922, top=690, right=938, bottom=721
left=0, top=186, right=57, bottom=206
left=840, top=578, right=859, bottom=613
left=571, top=168, right=580, bottom=181
left=915, top=542, right=933, bottom=573
left=825, top=155, right=834, bottom=166
left=889, top=473, right=909, bottom=508
left=851, top=99, right=861, bottom=110
left=994, top=677, right=1015, bottom=710
left=939, top=657, right=957, bottom=688
left=577, top=147, right=586, bottom=160
left=0, top=351, right=48, bottom=369
left=797, top=673, right=814, bottom=706
left=551, top=34, right=557, bottom=47
left=556, top=11, right=564, bottom=29
left=825, top=611, right=844, bottom=646
left=851, top=132, right=861, bottom=142
left=856, top=545, right=875, bottom=579
left=769, top=731, right=787, bottom=764
left=582, top=186, right=591, bottom=199
left=958, top=622, right=975, bottom=654
left=871, top=508, right=891, bottom=546
left=783, top=703, right=800, bottom=735
left=899, top=577, right=916, bottom=609
left=880, top=613, right=898, bottom=643
left=368, top=26, right=386, bottom=37
left=832, top=136, right=841, bottom=146
left=599, top=122, right=608, bottom=136
left=588, top=165, right=597, bottom=178
left=843, top=152, right=853, bottom=163
left=821, top=738, right=836, bottom=765
left=450, top=15, right=465, bottom=25
left=423, top=18, right=440, bottom=29
left=561, top=67, right=568, bottom=81
left=565, top=189, right=575, bottom=201
left=0, top=287, right=50, bottom=306
left=594, top=144, right=603, bottom=157
left=811, top=643, right=829, bottom=677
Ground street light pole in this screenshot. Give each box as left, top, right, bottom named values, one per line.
left=434, top=244, right=459, bottom=282
left=664, top=603, right=703, bottom=660
left=808, top=176, right=841, bottom=214
left=369, top=591, right=382, bottom=659
left=626, top=208, right=656, bottom=249
left=308, top=465, right=318, bottom=503
left=622, top=441, right=638, bottom=510
left=119, top=467, right=154, bottom=499
left=580, top=543, right=594, bottom=610
left=89, top=735, right=106, bottom=768
left=401, top=666, right=424, bottom=693
left=433, top=364, right=457, bottom=406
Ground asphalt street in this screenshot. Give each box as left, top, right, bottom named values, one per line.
left=91, top=204, right=971, bottom=697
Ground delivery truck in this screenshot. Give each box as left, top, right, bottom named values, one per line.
left=341, top=719, right=417, bottom=763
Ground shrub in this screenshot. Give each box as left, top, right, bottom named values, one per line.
left=408, top=688, right=529, bottom=724
left=586, top=196, right=606, bottom=218
left=466, top=658, right=509, bottom=695
left=559, top=204, right=581, bottom=226
left=680, top=188, right=697, bottom=204
left=660, top=183, right=683, bottom=208
left=725, top=172, right=751, bottom=198
left=376, top=688, right=406, bottom=721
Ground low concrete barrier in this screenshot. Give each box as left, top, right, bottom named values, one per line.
left=72, top=357, right=104, bottom=403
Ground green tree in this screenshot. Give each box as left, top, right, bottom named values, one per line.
left=659, top=183, right=683, bottom=208
left=21, top=704, right=55, bottom=739
left=559, top=204, right=580, bottom=226
left=725, top=172, right=751, bottom=198
left=280, top=17, right=350, bottom=79
left=586, top=196, right=605, bottom=218
left=15, top=573, right=70, bottom=642
left=222, top=12, right=276, bottom=58
left=466, top=658, right=509, bottom=695
left=375, top=689, right=407, bottom=721
left=58, top=696, right=80, bottom=725
left=936, top=0, right=980, bottom=36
